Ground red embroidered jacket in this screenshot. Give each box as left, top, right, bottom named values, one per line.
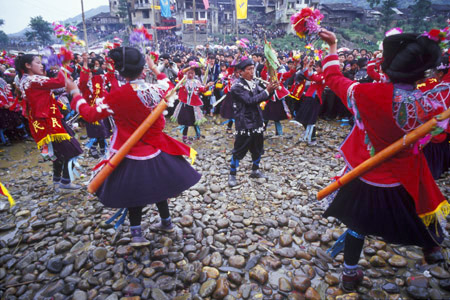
left=303, top=69, right=325, bottom=103
left=322, top=54, right=449, bottom=219
left=260, top=67, right=294, bottom=100
left=177, top=71, right=207, bottom=106
left=71, top=74, right=191, bottom=159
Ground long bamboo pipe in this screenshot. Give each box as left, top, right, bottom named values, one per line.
left=317, top=107, right=450, bottom=200
left=87, top=77, right=187, bottom=194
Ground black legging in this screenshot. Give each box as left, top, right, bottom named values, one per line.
left=128, top=200, right=170, bottom=226
left=344, top=234, right=365, bottom=266
left=53, top=159, right=70, bottom=183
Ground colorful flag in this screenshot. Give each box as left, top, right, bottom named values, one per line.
left=236, top=0, right=247, bottom=19
left=0, top=182, right=15, bottom=207
left=203, top=0, right=209, bottom=10
left=160, top=0, right=171, bottom=18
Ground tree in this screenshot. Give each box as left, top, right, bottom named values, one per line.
left=368, top=0, right=398, bottom=32
left=0, top=19, right=7, bottom=46
left=410, top=0, right=431, bottom=32
left=25, top=16, right=53, bottom=45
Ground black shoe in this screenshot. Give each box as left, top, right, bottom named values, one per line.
left=250, top=170, right=268, bottom=179
left=228, top=174, right=237, bottom=187
left=89, top=148, right=100, bottom=159
left=341, top=269, right=364, bottom=292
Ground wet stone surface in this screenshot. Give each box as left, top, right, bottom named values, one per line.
left=1, top=118, right=450, bottom=299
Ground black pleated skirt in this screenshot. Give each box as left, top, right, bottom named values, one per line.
left=262, top=100, right=289, bottom=121
left=295, top=96, right=320, bottom=126
left=97, top=151, right=201, bottom=208
left=423, top=137, right=450, bottom=179
left=324, top=178, right=444, bottom=248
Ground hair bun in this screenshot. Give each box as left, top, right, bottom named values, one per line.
left=382, top=33, right=441, bottom=84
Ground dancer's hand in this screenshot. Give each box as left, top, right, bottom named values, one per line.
left=318, top=29, right=337, bottom=55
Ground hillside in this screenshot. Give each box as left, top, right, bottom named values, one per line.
left=8, top=5, right=110, bottom=38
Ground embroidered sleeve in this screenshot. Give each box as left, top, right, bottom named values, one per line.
left=71, top=94, right=112, bottom=123
left=28, top=72, right=66, bottom=90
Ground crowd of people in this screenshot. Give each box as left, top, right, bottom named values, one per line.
left=1, top=25, right=450, bottom=292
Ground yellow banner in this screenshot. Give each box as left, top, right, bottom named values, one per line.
left=236, top=0, right=247, bottom=19
left=182, top=20, right=207, bottom=24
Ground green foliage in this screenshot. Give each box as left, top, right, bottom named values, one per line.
left=0, top=31, right=8, bottom=45
left=410, top=0, right=431, bottom=32
left=26, top=16, right=53, bottom=45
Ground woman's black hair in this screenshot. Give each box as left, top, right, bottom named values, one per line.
left=382, top=33, right=441, bottom=84
left=14, top=54, right=37, bottom=79
left=108, top=47, right=145, bottom=80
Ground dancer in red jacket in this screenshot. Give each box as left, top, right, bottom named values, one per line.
left=68, top=47, right=201, bottom=247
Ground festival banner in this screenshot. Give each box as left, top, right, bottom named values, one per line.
left=160, top=0, right=171, bottom=18
left=203, top=0, right=209, bottom=10
left=182, top=20, right=208, bottom=24
left=151, top=24, right=182, bottom=30
left=236, top=0, right=248, bottom=19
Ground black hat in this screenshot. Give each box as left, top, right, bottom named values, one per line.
left=109, top=47, right=145, bottom=79
left=160, top=53, right=170, bottom=60
left=382, top=33, right=441, bottom=84
left=236, top=59, right=254, bottom=70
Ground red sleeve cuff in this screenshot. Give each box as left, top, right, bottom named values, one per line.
left=156, top=73, right=167, bottom=80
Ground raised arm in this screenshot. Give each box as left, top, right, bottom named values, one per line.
left=66, top=78, right=112, bottom=123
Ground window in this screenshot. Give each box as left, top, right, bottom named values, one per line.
left=143, top=10, right=150, bottom=18
left=186, top=11, right=194, bottom=19
left=199, top=11, right=206, bottom=19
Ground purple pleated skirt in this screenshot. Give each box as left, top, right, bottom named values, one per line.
left=263, top=100, right=289, bottom=121
left=295, top=96, right=321, bottom=126
left=85, top=120, right=110, bottom=139
left=324, top=178, right=444, bottom=248
left=0, top=109, right=22, bottom=129
left=52, top=120, right=83, bottom=161
left=177, top=103, right=196, bottom=126
left=97, top=151, right=201, bottom=208
left=220, top=94, right=234, bottom=119
left=423, top=137, right=450, bottom=179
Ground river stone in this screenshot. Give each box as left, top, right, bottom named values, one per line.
left=213, top=277, right=229, bottom=299
left=112, top=278, right=128, bottom=291
left=199, top=279, right=217, bottom=297
left=382, top=282, right=400, bottom=294
left=305, top=287, right=320, bottom=300
left=116, top=245, right=134, bottom=256
left=279, top=233, right=293, bottom=247
left=406, top=275, right=429, bottom=288
left=279, top=277, right=292, bottom=292
left=228, top=255, right=246, bottom=268
left=430, top=265, right=450, bottom=279
left=74, top=252, right=88, bottom=271
left=92, top=247, right=107, bottom=263
left=369, top=255, right=386, bottom=267
left=292, top=276, right=311, bottom=292
left=152, top=288, right=170, bottom=300
left=209, top=251, right=223, bottom=268
left=210, top=184, right=221, bottom=193
left=123, top=282, right=144, bottom=295
left=55, top=240, right=72, bottom=254
left=180, top=215, right=194, bottom=227
left=249, top=265, right=268, bottom=284
left=72, top=290, right=88, bottom=300
left=217, top=218, right=230, bottom=228
left=324, top=274, right=339, bottom=286
left=304, top=231, right=319, bottom=242
left=388, top=255, right=408, bottom=268
left=47, top=257, right=63, bottom=273
left=203, top=266, right=220, bottom=279
left=228, top=272, right=242, bottom=285
left=406, top=286, right=430, bottom=299
left=64, top=217, right=76, bottom=232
